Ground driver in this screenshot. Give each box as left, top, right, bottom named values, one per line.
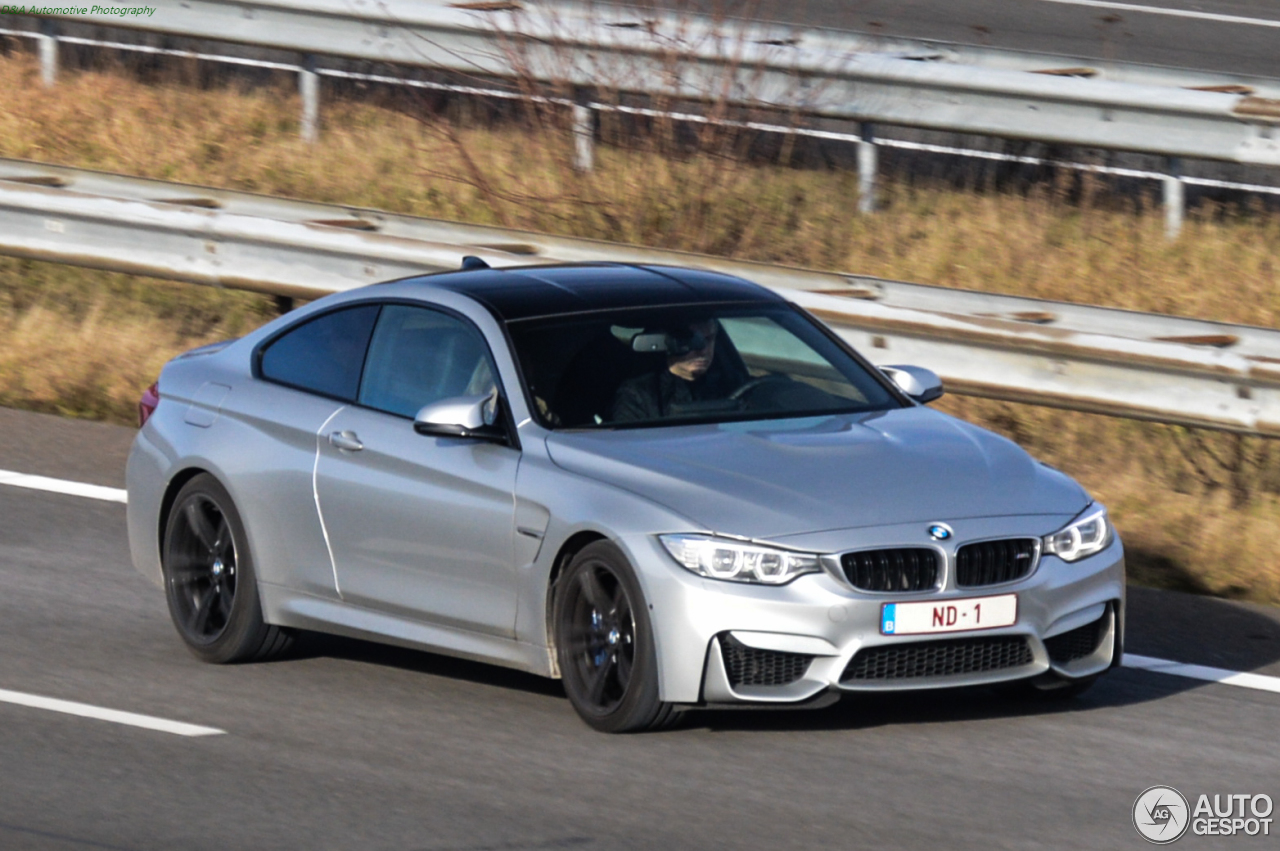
left=611, top=320, right=740, bottom=422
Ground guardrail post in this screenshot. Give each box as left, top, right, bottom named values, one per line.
left=37, top=20, right=58, bottom=87
left=299, top=55, right=319, bottom=143
left=572, top=103, right=595, bottom=172
left=1163, top=157, right=1184, bottom=240
left=858, top=123, right=877, bottom=214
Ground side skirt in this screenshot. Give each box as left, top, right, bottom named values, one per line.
left=259, top=583, right=553, bottom=678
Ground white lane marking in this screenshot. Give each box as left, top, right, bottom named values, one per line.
left=1035, top=0, right=1280, bottom=28
left=0, top=688, right=225, bottom=736
left=0, top=469, right=127, bottom=503
left=1123, top=653, right=1280, bottom=695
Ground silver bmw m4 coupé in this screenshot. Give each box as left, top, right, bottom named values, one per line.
left=127, top=262, right=1124, bottom=732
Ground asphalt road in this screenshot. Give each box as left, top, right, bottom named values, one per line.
left=588, top=0, right=1280, bottom=79
left=2, top=405, right=1279, bottom=850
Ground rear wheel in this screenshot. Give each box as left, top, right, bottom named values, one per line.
left=554, top=541, right=681, bottom=733
left=162, top=474, right=292, bottom=663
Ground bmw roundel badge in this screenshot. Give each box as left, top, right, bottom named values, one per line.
left=927, top=523, right=953, bottom=541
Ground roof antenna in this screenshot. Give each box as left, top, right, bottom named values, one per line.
left=461, top=255, right=490, bottom=271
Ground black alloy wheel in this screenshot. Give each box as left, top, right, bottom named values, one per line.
left=554, top=542, right=680, bottom=733
left=167, top=492, right=238, bottom=643
left=162, top=474, right=292, bottom=663
left=564, top=563, right=636, bottom=714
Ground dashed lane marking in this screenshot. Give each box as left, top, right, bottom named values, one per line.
left=1122, top=654, right=1280, bottom=695
left=0, top=688, right=225, bottom=737
left=1035, top=0, right=1280, bottom=29
left=0, top=469, right=127, bottom=503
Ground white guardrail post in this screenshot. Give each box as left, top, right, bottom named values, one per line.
left=1164, top=158, right=1185, bottom=240
left=299, top=54, right=320, bottom=143
left=572, top=102, right=594, bottom=172
left=858, top=123, right=877, bottom=215
left=36, top=18, right=57, bottom=87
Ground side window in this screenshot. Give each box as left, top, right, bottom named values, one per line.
left=359, top=305, right=497, bottom=418
left=259, top=304, right=381, bottom=400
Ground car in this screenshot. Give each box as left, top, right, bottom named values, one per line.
left=126, top=261, right=1125, bottom=732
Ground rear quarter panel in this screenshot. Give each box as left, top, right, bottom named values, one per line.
left=125, top=342, right=344, bottom=601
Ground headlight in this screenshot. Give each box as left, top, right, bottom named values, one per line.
left=1043, top=505, right=1112, bottom=562
left=659, top=534, right=822, bottom=585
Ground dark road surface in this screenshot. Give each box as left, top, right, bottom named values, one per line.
left=1, top=406, right=1278, bottom=850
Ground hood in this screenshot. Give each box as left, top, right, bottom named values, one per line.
left=545, top=407, right=1088, bottom=540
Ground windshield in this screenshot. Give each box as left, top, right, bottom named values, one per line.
left=507, top=303, right=903, bottom=429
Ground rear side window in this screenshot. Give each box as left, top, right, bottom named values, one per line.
left=359, top=305, right=497, bottom=418
left=259, top=305, right=380, bottom=400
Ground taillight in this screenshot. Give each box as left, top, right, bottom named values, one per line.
left=138, top=381, right=160, bottom=428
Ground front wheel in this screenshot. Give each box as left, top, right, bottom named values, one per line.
left=553, top=541, right=681, bottom=733
left=162, top=473, right=292, bottom=664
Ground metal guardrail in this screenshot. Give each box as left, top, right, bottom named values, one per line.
left=848, top=34, right=1280, bottom=99
left=9, top=0, right=1280, bottom=167
left=1, top=157, right=1277, bottom=436
left=5, top=4, right=1279, bottom=240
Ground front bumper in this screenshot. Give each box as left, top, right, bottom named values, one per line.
left=622, top=521, right=1125, bottom=705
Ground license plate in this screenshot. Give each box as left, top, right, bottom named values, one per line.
left=881, top=594, right=1017, bottom=636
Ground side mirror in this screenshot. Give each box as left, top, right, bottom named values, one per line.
left=413, top=393, right=508, bottom=443
left=879, top=365, right=944, bottom=404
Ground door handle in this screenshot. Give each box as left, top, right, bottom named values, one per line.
left=329, top=430, right=363, bottom=452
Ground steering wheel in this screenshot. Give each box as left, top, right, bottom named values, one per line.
left=728, top=373, right=792, bottom=402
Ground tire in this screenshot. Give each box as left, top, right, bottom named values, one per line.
left=553, top=541, right=681, bottom=733
left=161, top=473, right=292, bottom=664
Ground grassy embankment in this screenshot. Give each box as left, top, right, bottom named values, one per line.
left=1, top=52, right=1278, bottom=601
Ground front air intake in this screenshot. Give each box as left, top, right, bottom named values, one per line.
left=842, top=635, right=1033, bottom=681
left=719, top=635, right=813, bottom=687
left=1045, top=614, right=1106, bottom=664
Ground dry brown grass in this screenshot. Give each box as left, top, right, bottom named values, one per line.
left=1, top=50, right=1279, bottom=602
left=0, top=256, right=272, bottom=421
left=0, top=302, right=194, bottom=422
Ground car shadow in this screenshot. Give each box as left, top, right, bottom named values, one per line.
left=285, top=631, right=567, bottom=699
left=276, top=583, right=1280, bottom=733
left=686, top=671, right=1189, bottom=733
